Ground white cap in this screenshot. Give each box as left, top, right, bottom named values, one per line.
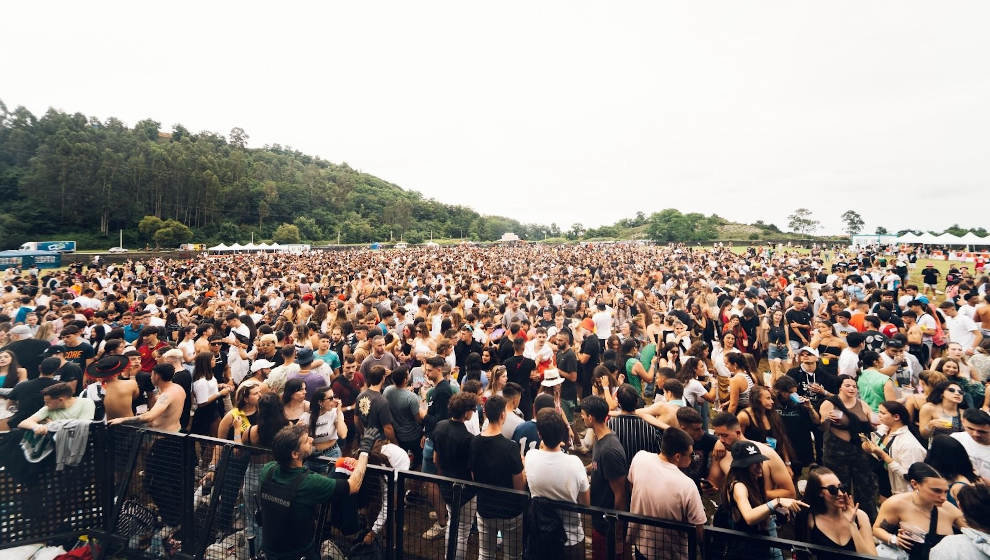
left=251, top=359, right=275, bottom=373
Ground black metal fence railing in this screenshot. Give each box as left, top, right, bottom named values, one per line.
left=0, top=422, right=108, bottom=550
left=0, top=424, right=882, bottom=560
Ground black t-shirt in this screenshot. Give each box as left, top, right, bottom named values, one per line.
left=425, top=379, right=454, bottom=438
left=355, top=389, right=394, bottom=438
left=863, top=330, right=887, bottom=353
left=785, top=309, right=812, bottom=343
left=62, top=342, right=96, bottom=371
left=470, top=434, right=525, bottom=518
left=133, top=371, right=155, bottom=410
left=2, top=339, right=51, bottom=379
left=556, top=348, right=579, bottom=401
left=739, top=315, right=760, bottom=348
left=503, top=355, right=536, bottom=390
left=432, top=420, right=476, bottom=504
left=785, top=365, right=839, bottom=410
left=922, top=268, right=940, bottom=284
left=497, top=337, right=515, bottom=364
left=578, top=334, right=602, bottom=389
left=454, top=339, right=482, bottom=371
left=670, top=309, right=696, bottom=332
left=590, top=432, right=628, bottom=532
left=8, top=376, right=57, bottom=427
left=172, top=369, right=193, bottom=431
left=681, top=433, right=718, bottom=487
left=775, top=397, right=815, bottom=466
left=52, top=362, right=83, bottom=392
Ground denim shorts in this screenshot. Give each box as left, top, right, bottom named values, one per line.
left=767, top=344, right=788, bottom=360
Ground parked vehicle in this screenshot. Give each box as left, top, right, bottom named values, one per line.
left=19, top=240, right=76, bottom=252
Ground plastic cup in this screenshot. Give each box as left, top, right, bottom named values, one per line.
left=901, top=523, right=926, bottom=544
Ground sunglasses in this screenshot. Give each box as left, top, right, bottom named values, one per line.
left=823, top=484, right=849, bottom=496
left=945, top=387, right=963, bottom=394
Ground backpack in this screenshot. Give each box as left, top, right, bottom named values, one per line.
left=524, top=498, right=566, bottom=560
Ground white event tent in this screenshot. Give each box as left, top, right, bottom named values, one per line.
left=208, top=242, right=293, bottom=253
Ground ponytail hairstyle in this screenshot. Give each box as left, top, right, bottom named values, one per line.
left=308, top=386, right=332, bottom=438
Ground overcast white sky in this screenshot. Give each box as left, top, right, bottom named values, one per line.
left=4, top=1, right=989, bottom=234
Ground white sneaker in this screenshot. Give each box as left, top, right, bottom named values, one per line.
left=422, top=521, right=446, bottom=540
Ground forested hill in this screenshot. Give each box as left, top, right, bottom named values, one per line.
left=0, top=101, right=541, bottom=248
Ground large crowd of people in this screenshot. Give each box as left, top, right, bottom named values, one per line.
left=3, top=241, right=990, bottom=559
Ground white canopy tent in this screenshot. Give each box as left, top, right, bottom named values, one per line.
left=895, top=232, right=922, bottom=244
left=958, top=232, right=988, bottom=247
left=208, top=243, right=229, bottom=252
left=933, top=233, right=964, bottom=246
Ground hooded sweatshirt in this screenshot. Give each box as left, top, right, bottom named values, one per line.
left=930, top=527, right=990, bottom=560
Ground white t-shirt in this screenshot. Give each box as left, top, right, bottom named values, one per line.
left=192, top=377, right=219, bottom=407
left=303, top=408, right=340, bottom=444
left=525, top=449, right=589, bottom=545
left=917, top=314, right=937, bottom=343
left=838, top=348, right=860, bottom=377
left=945, top=314, right=980, bottom=351
left=592, top=310, right=613, bottom=340
left=682, top=378, right=708, bottom=407
left=952, top=432, right=990, bottom=480
left=952, top=431, right=990, bottom=481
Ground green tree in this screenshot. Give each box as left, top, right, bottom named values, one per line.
left=944, top=224, right=968, bottom=237
left=566, top=223, right=585, bottom=240
left=293, top=216, right=322, bottom=241
left=273, top=223, right=301, bottom=244
left=152, top=219, right=193, bottom=247
left=841, top=210, right=864, bottom=235
left=218, top=221, right=241, bottom=243
left=647, top=209, right=691, bottom=242
left=229, top=127, right=248, bottom=148
left=787, top=208, right=820, bottom=235
left=405, top=230, right=425, bottom=244
left=875, top=226, right=889, bottom=235
left=138, top=215, right=164, bottom=242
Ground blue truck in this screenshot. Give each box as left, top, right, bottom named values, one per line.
left=19, top=240, right=76, bottom=253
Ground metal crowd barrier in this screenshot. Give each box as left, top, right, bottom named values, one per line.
left=0, top=425, right=882, bottom=560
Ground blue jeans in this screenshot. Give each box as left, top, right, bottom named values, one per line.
left=422, top=438, right=436, bottom=474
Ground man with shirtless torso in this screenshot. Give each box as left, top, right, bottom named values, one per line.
left=85, top=356, right=139, bottom=420
left=109, top=363, right=185, bottom=432
left=974, top=294, right=990, bottom=337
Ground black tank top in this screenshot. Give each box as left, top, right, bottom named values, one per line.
left=809, top=513, right=857, bottom=557
left=742, top=409, right=769, bottom=444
